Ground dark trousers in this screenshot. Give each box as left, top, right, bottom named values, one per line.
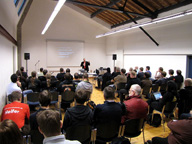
left=152, top=137, right=168, bottom=144
left=119, top=89, right=128, bottom=103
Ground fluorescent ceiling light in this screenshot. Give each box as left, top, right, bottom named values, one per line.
left=41, top=0, right=66, bottom=35
left=96, top=9, right=192, bottom=38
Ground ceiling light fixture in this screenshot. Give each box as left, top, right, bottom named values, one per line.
left=41, top=0, right=66, bottom=35
left=96, top=9, right=192, bottom=38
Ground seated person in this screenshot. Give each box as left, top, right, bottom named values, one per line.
left=7, top=74, right=22, bottom=96
left=119, top=71, right=141, bottom=103
left=141, top=72, right=152, bottom=97
left=38, top=69, right=48, bottom=82
left=137, top=67, right=144, bottom=80
left=101, top=67, right=112, bottom=90
left=0, top=119, right=23, bottom=144
left=146, top=118, right=192, bottom=144
left=155, top=67, right=164, bottom=80
left=167, top=69, right=175, bottom=81
left=155, top=71, right=167, bottom=86
left=1, top=91, right=30, bottom=133
left=57, top=73, right=76, bottom=94
left=73, top=72, right=81, bottom=87
left=37, top=67, right=44, bottom=77
left=20, top=66, right=28, bottom=79
left=37, top=110, right=80, bottom=144
left=145, top=66, right=152, bottom=78
left=27, top=71, right=41, bottom=92
left=30, top=90, right=51, bottom=144
left=62, top=88, right=93, bottom=132
left=178, top=78, right=192, bottom=118
left=175, top=70, right=184, bottom=90
left=121, top=84, right=148, bottom=123
left=41, top=73, right=57, bottom=91
left=64, top=68, right=73, bottom=80
left=112, top=68, right=127, bottom=89
left=56, top=68, right=65, bottom=82
left=148, top=80, right=178, bottom=113
left=76, top=73, right=93, bottom=99
left=93, top=86, right=123, bottom=126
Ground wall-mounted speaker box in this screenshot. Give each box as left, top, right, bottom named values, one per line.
left=24, top=53, right=30, bottom=60
left=113, top=54, right=117, bottom=60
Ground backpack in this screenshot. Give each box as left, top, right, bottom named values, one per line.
left=147, top=113, right=162, bottom=127
left=111, top=137, right=131, bottom=144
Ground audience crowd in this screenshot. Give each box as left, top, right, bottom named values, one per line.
left=1, top=66, right=192, bottom=144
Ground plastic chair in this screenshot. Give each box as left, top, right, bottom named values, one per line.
left=93, top=121, right=121, bottom=143
left=66, top=125, right=92, bottom=144
left=50, top=91, right=59, bottom=104
left=152, top=102, right=177, bottom=131
left=152, top=84, right=160, bottom=93
left=26, top=92, right=40, bottom=106
left=61, top=90, right=75, bottom=107
left=141, top=87, right=152, bottom=99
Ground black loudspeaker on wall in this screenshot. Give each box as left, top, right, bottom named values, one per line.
left=113, top=54, right=117, bottom=60
left=24, top=53, right=30, bottom=60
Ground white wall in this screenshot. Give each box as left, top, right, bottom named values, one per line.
left=106, top=11, right=192, bottom=78
left=0, top=1, right=20, bottom=114
left=22, top=0, right=107, bottom=76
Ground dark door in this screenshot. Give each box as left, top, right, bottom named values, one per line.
left=187, top=56, right=192, bottom=78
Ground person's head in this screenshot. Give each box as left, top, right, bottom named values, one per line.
left=184, top=78, right=192, bottom=87
left=121, top=68, right=126, bottom=75
left=37, top=110, right=61, bottom=138
left=39, top=90, right=51, bottom=107
left=103, top=86, right=115, bottom=100
left=83, top=73, right=89, bottom=81
left=83, top=58, right=85, bottom=61
left=130, top=71, right=136, bottom=78
left=144, top=72, right=150, bottom=79
left=176, top=70, right=182, bottom=75
left=16, top=70, right=21, bottom=77
left=169, top=69, right=174, bottom=76
left=20, top=67, right=24, bottom=72
left=107, top=67, right=111, bottom=73
left=0, top=119, right=23, bottom=144
left=66, top=68, right=70, bottom=73
left=10, top=91, right=22, bottom=102
left=31, top=71, right=37, bottom=78
left=60, top=68, right=64, bottom=73
left=161, top=71, right=167, bottom=78
left=74, top=73, right=79, bottom=79
left=11, top=74, right=18, bottom=83
left=64, top=73, right=71, bottom=80
left=167, top=80, right=178, bottom=94
left=116, top=67, right=120, bottom=72
left=75, top=89, right=88, bottom=104
left=146, top=66, right=150, bottom=71
left=135, top=66, right=138, bottom=70
left=40, top=67, right=43, bottom=72
left=46, top=73, right=51, bottom=80
left=43, top=69, right=48, bottom=76
left=129, top=67, right=133, bottom=72
left=129, top=84, right=141, bottom=97
left=139, top=67, right=143, bottom=72
left=159, top=67, right=163, bottom=72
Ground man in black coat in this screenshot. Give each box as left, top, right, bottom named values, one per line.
left=80, top=58, right=90, bottom=72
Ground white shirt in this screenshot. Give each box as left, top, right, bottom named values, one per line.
left=7, top=82, right=22, bottom=96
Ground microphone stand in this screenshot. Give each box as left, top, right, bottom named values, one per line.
left=35, top=60, right=40, bottom=72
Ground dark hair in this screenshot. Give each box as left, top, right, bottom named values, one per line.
left=146, top=66, right=150, bottom=70
left=161, top=71, right=167, bottom=77
left=83, top=73, right=88, bottom=80
left=74, top=73, right=79, bottom=79
left=64, top=73, right=71, bottom=80
left=31, top=71, right=37, bottom=86
left=11, top=91, right=22, bottom=102
left=66, top=68, right=70, bottom=73
left=0, top=119, right=23, bottom=144
left=177, top=70, right=182, bottom=75
left=159, top=67, right=163, bottom=71
left=167, top=80, right=178, bottom=96
left=43, top=69, right=48, bottom=76
left=144, top=72, right=150, bottom=78
left=40, top=68, right=43, bottom=72
left=37, top=110, right=60, bottom=137
left=121, top=68, right=126, bottom=74
left=107, top=67, right=111, bottom=73
left=39, top=90, right=51, bottom=107
left=31, top=71, right=37, bottom=78
left=75, top=89, right=88, bottom=104
left=11, top=74, right=18, bottom=83
left=60, top=68, right=64, bottom=72
left=140, top=67, right=143, bottom=71
left=20, top=67, right=24, bottom=72
left=169, top=69, right=174, bottom=75
left=103, top=86, right=115, bottom=100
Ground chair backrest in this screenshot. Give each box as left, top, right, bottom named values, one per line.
left=142, top=86, right=152, bottom=96
left=160, top=83, right=167, bottom=92
left=66, top=125, right=92, bottom=143
left=27, top=92, right=39, bottom=102
left=96, top=120, right=120, bottom=140
left=164, top=102, right=177, bottom=113
left=123, top=118, right=145, bottom=136
left=31, top=129, right=44, bottom=144
left=61, top=90, right=75, bottom=102
left=117, top=83, right=126, bottom=90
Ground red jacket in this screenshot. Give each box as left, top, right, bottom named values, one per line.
left=121, top=95, right=148, bottom=123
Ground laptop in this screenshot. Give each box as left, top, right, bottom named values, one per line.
left=153, top=92, right=162, bottom=100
